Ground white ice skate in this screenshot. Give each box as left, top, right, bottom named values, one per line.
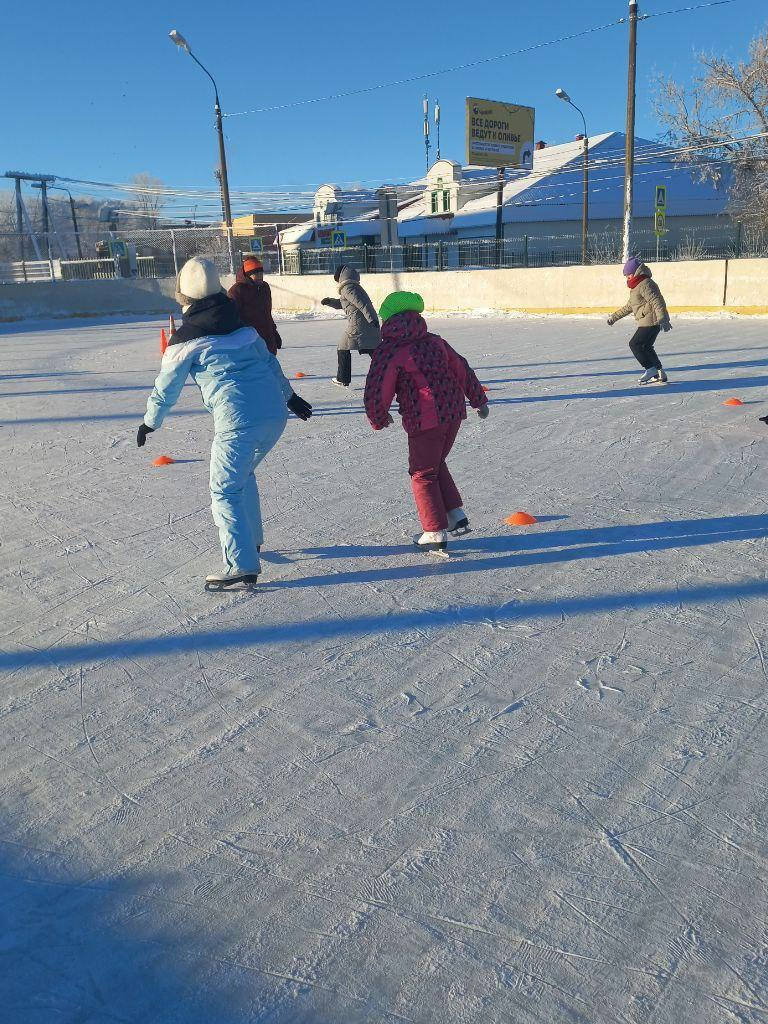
left=639, top=369, right=668, bottom=386
left=331, top=377, right=350, bottom=388
left=446, top=507, right=471, bottom=536
left=413, top=529, right=449, bottom=557
left=205, top=568, right=260, bottom=592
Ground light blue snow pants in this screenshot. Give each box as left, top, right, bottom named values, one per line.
left=209, top=419, right=287, bottom=573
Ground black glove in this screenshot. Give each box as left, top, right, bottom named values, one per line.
left=321, top=297, right=341, bottom=308
left=136, top=422, right=155, bottom=447
left=287, top=394, right=312, bottom=421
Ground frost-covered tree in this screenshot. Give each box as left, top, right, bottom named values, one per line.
left=654, top=27, right=768, bottom=228
left=129, top=173, right=166, bottom=229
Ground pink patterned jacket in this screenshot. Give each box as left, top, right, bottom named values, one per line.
left=364, top=311, right=487, bottom=434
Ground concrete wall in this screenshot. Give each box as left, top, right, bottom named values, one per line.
left=0, top=277, right=179, bottom=322
left=269, top=258, right=768, bottom=316
left=2, top=259, right=767, bottom=322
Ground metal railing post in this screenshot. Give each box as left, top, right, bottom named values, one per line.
left=171, top=230, right=179, bottom=275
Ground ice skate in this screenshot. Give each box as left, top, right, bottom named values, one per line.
left=413, top=530, right=449, bottom=558
left=204, top=568, right=260, bottom=592
left=639, top=369, right=668, bottom=386
left=447, top=507, right=471, bottom=536
left=331, top=377, right=350, bottom=388
left=638, top=368, right=656, bottom=384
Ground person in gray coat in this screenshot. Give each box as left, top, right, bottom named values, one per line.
left=321, top=265, right=381, bottom=387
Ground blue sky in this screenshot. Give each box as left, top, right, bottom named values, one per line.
left=2, top=0, right=766, bottom=201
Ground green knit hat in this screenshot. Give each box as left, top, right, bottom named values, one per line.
left=378, top=291, right=425, bottom=324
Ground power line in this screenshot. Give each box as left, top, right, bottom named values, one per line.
left=223, top=1, right=741, bottom=118
left=223, top=19, right=626, bottom=118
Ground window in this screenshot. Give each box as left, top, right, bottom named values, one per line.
left=441, top=190, right=451, bottom=212
left=431, top=191, right=439, bottom=214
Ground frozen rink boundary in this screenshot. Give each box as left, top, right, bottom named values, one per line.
left=2, top=258, right=768, bottom=322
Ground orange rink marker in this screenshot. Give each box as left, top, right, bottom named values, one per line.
left=295, top=371, right=307, bottom=378
left=152, top=455, right=175, bottom=467
left=723, top=398, right=744, bottom=406
left=504, top=512, right=538, bottom=526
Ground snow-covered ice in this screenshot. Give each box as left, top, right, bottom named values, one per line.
left=1, top=313, right=768, bottom=1023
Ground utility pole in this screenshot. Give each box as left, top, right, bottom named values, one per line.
left=423, top=96, right=431, bottom=172
left=435, top=99, right=441, bottom=161
left=15, top=177, right=24, bottom=261
left=495, top=168, right=505, bottom=264
left=622, top=0, right=639, bottom=261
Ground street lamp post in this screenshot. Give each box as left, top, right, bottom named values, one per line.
left=169, top=29, right=233, bottom=228
left=556, top=88, right=589, bottom=265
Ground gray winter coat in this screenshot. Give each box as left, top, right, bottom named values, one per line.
left=608, top=264, right=670, bottom=328
left=325, top=267, right=380, bottom=352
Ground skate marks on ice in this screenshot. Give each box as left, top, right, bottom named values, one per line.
left=4, top=318, right=768, bottom=1022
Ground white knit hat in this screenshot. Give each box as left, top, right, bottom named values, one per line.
left=176, top=257, right=222, bottom=301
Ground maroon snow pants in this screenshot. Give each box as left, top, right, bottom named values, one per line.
left=407, top=420, right=463, bottom=532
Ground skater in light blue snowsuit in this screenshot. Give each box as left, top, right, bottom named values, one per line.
left=136, top=258, right=312, bottom=586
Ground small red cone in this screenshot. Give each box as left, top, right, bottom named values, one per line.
left=504, top=511, right=538, bottom=527
left=160, top=328, right=168, bottom=355
left=723, top=397, right=743, bottom=407
left=152, top=455, right=175, bottom=467
left=168, top=313, right=176, bottom=337
left=482, top=385, right=490, bottom=392
left=295, top=371, right=307, bottom=378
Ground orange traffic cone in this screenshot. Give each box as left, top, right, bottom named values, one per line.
left=295, top=371, right=307, bottom=378
left=504, top=511, right=538, bottom=526
left=723, top=397, right=743, bottom=407
left=153, top=455, right=175, bottom=467
left=168, top=313, right=176, bottom=337
left=160, top=328, right=168, bottom=355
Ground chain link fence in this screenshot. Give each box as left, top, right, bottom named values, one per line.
left=2, top=222, right=767, bottom=285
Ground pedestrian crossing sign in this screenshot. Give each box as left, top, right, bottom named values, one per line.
left=249, top=237, right=263, bottom=254
left=655, top=185, right=667, bottom=210
left=330, top=230, right=346, bottom=248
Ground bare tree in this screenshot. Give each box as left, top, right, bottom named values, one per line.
left=653, top=27, right=768, bottom=228
left=129, top=173, right=166, bottom=229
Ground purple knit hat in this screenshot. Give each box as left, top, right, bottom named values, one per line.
left=623, top=256, right=642, bottom=276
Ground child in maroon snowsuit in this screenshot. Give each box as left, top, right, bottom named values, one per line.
left=364, top=292, right=489, bottom=552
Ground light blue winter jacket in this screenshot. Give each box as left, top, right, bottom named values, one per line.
left=144, top=326, right=293, bottom=432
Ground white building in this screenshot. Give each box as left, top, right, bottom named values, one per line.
left=279, top=132, right=732, bottom=271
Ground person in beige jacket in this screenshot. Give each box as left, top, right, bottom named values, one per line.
left=608, top=257, right=672, bottom=385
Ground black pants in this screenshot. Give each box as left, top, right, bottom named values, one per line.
left=336, top=349, right=372, bottom=385
left=336, top=350, right=352, bottom=385
left=629, top=325, right=663, bottom=370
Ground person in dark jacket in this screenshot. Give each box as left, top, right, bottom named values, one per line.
left=321, top=265, right=380, bottom=387
left=227, top=257, right=283, bottom=356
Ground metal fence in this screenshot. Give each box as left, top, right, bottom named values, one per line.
left=2, top=222, right=767, bottom=285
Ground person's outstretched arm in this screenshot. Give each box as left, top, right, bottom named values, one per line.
left=607, top=299, right=632, bottom=325
left=364, top=347, right=399, bottom=429
left=442, top=341, right=488, bottom=410
left=143, top=346, right=195, bottom=431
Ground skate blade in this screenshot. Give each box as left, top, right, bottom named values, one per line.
left=427, top=548, right=451, bottom=560
left=204, top=575, right=259, bottom=592
left=449, top=525, right=472, bottom=537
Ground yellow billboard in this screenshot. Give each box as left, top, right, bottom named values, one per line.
left=466, top=97, right=535, bottom=169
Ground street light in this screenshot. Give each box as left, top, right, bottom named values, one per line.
left=169, top=28, right=232, bottom=227
left=556, top=87, right=589, bottom=265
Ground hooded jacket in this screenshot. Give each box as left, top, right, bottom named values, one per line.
left=609, top=264, right=670, bottom=328
left=326, top=267, right=380, bottom=352
left=144, top=291, right=292, bottom=433
left=227, top=270, right=282, bottom=355
left=364, top=310, right=487, bottom=434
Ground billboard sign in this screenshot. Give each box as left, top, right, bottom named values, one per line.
left=466, top=97, right=535, bottom=169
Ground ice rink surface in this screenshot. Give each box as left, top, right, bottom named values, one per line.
left=1, top=312, right=768, bottom=1024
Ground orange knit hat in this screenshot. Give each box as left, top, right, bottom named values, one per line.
left=242, top=257, right=263, bottom=273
